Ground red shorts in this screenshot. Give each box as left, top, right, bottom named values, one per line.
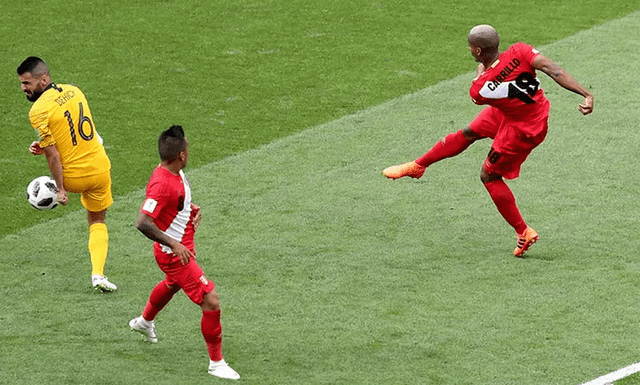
left=155, top=253, right=215, bottom=305
left=468, top=106, right=548, bottom=179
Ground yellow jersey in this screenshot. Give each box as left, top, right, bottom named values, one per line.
left=28, top=83, right=110, bottom=178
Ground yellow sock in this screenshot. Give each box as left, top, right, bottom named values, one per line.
left=89, top=223, right=109, bottom=276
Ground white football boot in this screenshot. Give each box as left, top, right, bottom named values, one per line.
left=129, top=316, right=158, bottom=343
left=92, top=274, right=117, bottom=292
left=208, top=359, right=240, bottom=380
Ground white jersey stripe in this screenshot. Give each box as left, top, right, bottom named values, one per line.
left=160, top=170, right=192, bottom=254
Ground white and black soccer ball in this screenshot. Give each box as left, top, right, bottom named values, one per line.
left=26, top=176, right=59, bottom=210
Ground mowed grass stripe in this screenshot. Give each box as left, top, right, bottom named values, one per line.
left=2, top=11, right=640, bottom=385
left=7, top=1, right=639, bottom=237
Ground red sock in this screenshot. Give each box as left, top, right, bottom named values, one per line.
left=142, top=280, right=177, bottom=321
left=483, top=179, right=527, bottom=234
left=415, top=130, right=472, bottom=167
left=202, top=309, right=223, bottom=361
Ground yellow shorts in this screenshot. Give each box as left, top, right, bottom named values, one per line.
left=64, top=170, right=113, bottom=212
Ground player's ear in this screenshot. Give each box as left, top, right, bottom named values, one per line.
left=38, top=73, right=50, bottom=88
left=469, top=45, right=481, bottom=58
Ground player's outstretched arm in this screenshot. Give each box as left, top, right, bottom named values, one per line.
left=136, top=212, right=194, bottom=265
left=532, top=54, right=594, bottom=115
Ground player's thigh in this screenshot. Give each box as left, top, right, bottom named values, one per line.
left=482, top=149, right=531, bottom=180
left=483, top=127, right=547, bottom=180
left=65, top=170, right=113, bottom=212
left=468, top=106, right=503, bottom=139
left=162, top=259, right=215, bottom=306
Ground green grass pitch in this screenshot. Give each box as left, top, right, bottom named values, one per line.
left=1, top=1, right=640, bottom=384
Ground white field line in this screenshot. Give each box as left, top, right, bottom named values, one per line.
left=579, top=362, right=640, bottom=385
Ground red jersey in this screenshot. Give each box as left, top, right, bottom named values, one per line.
left=469, top=42, right=549, bottom=123
left=140, top=166, right=195, bottom=264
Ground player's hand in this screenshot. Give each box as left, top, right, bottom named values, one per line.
left=56, top=189, right=69, bottom=206
left=578, top=95, right=594, bottom=115
left=191, top=203, right=202, bottom=230
left=171, top=242, right=195, bottom=265
left=29, top=141, right=44, bottom=155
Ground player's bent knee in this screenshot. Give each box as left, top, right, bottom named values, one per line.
left=462, top=126, right=482, bottom=142
left=87, top=209, right=108, bottom=225
left=201, top=290, right=220, bottom=311
left=480, top=169, right=502, bottom=184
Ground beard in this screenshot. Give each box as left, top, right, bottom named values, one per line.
left=25, top=89, right=44, bottom=102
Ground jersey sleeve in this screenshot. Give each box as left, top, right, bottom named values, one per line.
left=141, top=178, right=171, bottom=220
left=29, top=108, right=55, bottom=148
left=514, top=42, right=541, bottom=66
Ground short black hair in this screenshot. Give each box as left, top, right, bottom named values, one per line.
left=17, top=56, right=49, bottom=77
left=158, top=125, right=187, bottom=162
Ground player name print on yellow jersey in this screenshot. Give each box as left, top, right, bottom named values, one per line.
left=29, top=83, right=110, bottom=178
left=54, top=89, right=76, bottom=106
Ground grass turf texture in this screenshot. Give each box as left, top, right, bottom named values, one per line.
left=2, top=3, right=640, bottom=385
left=0, top=0, right=638, bottom=235
left=618, top=372, right=640, bottom=385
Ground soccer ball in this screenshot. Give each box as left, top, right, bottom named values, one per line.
left=26, top=176, right=59, bottom=210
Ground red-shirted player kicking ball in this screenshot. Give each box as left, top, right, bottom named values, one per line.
left=383, top=25, right=594, bottom=257
left=129, top=125, right=240, bottom=380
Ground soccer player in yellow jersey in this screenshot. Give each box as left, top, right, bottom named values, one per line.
left=17, top=56, right=117, bottom=292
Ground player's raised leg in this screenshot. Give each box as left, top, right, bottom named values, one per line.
left=383, top=128, right=477, bottom=180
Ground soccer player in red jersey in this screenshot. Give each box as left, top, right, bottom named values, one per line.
left=129, top=125, right=240, bottom=380
left=383, top=25, right=594, bottom=257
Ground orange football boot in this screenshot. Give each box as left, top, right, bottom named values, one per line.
left=513, top=227, right=539, bottom=257
left=382, top=161, right=426, bottom=180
